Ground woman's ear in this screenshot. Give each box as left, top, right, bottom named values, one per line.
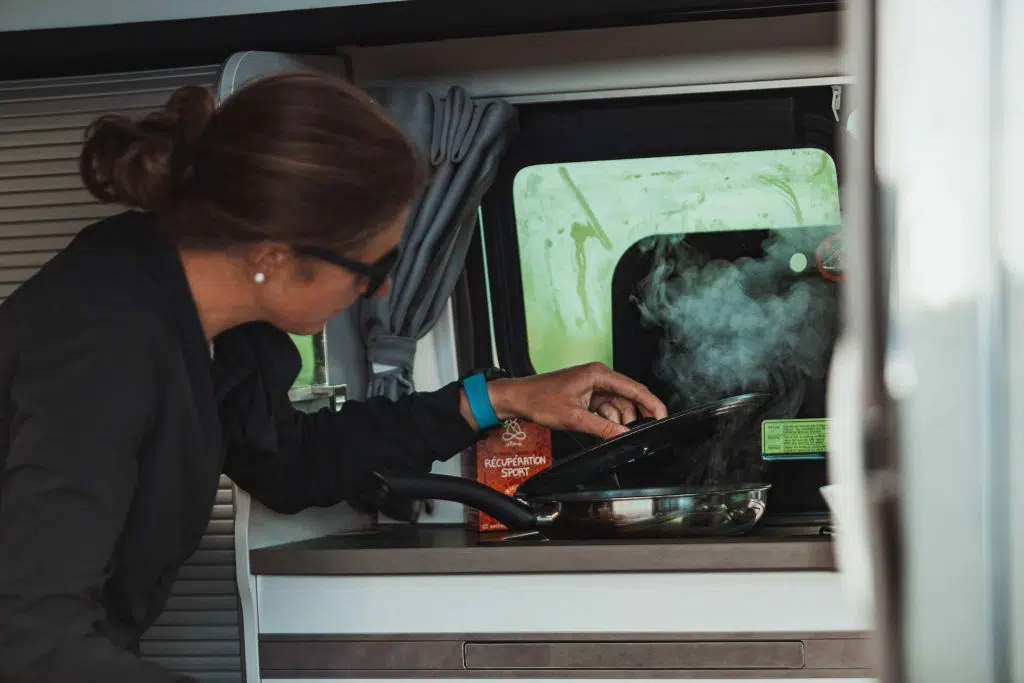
left=245, top=242, right=293, bottom=283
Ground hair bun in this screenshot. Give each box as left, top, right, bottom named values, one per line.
left=160, top=85, right=216, bottom=149
left=79, top=85, right=216, bottom=212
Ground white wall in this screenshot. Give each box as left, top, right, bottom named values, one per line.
left=0, top=0, right=404, bottom=32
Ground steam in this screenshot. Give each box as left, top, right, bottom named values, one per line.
left=631, top=228, right=840, bottom=485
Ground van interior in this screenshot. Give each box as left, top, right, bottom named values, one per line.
left=2, top=1, right=1020, bottom=682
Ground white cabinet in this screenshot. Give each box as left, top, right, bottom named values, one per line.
left=257, top=573, right=867, bottom=635
left=251, top=573, right=873, bottom=680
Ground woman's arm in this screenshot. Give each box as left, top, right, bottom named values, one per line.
left=216, top=322, right=479, bottom=514
left=0, top=324, right=190, bottom=683
left=223, top=380, right=479, bottom=514
left=219, top=324, right=666, bottom=515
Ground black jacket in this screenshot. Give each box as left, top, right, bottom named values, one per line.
left=0, top=211, right=478, bottom=682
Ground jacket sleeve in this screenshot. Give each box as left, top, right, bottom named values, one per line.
left=224, top=381, right=480, bottom=514
left=0, top=324, right=189, bottom=683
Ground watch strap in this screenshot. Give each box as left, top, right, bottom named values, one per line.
left=462, top=372, right=500, bottom=431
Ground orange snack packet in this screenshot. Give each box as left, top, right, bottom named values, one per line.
left=466, top=418, right=552, bottom=532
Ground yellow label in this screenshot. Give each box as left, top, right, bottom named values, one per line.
left=761, top=418, right=829, bottom=455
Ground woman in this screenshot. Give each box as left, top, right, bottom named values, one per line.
left=0, top=73, right=666, bottom=682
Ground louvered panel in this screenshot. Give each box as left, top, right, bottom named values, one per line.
left=0, top=267, right=39, bottom=283
left=0, top=109, right=158, bottom=134
left=142, top=642, right=241, bottom=658
left=0, top=66, right=215, bottom=93
left=0, top=65, right=241, bottom=683
left=0, top=95, right=174, bottom=119
left=0, top=235, right=74, bottom=252
left=151, top=476, right=240, bottom=682
left=0, top=188, right=95, bottom=208
left=206, top=519, right=233, bottom=535
left=0, top=252, right=53, bottom=268
left=198, top=535, right=235, bottom=551
left=0, top=158, right=79, bottom=179
left=0, top=173, right=86, bottom=192
left=188, top=550, right=237, bottom=566
left=0, top=202, right=116, bottom=224
left=157, top=611, right=239, bottom=627
left=145, top=626, right=240, bottom=641
left=163, top=673, right=239, bottom=683
left=176, top=565, right=237, bottom=582
left=165, top=595, right=242, bottom=612
left=150, top=657, right=242, bottom=673
left=171, top=580, right=239, bottom=596
left=0, top=218, right=94, bottom=238
left=0, top=68, right=215, bottom=113
left=0, top=143, right=87, bottom=164
left=0, top=129, right=97, bottom=148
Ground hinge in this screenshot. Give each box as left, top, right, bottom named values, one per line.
left=831, top=84, right=843, bottom=122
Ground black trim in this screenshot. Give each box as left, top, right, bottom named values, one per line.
left=0, top=0, right=840, bottom=81
left=455, top=217, right=495, bottom=375
left=451, top=266, right=478, bottom=378
left=476, top=85, right=845, bottom=377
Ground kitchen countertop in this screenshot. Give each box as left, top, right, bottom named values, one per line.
left=250, top=523, right=835, bottom=575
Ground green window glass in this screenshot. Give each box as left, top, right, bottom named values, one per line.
left=511, top=148, right=841, bottom=374
left=290, top=334, right=317, bottom=388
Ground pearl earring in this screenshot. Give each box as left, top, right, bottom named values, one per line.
left=254, top=272, right=267, bottom=284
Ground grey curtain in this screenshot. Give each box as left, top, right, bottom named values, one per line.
left=359, top=85, right=517, bottom=399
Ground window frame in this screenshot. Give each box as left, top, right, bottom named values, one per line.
left=471, top=84, right=847, bottom=377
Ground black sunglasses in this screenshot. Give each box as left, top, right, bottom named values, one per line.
left=295, top=245, right=400, bottom=298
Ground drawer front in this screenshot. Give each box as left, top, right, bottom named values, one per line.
left=259, top=632, right=873, bottom=679
left=464, top=641, right=805, bottom=670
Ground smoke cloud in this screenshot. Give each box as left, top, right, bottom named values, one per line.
left=631, top=228, right=840, bottom=484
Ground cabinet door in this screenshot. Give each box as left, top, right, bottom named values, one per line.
left=865, top=0, right=1019, bottom=681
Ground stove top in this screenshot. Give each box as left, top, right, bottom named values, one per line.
left=475, top=513, right=832, bottom=545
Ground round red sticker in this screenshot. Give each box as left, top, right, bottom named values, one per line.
left=815, top=234, right=844, bottom=282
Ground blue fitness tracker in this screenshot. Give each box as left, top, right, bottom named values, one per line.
left=462, top=372, right=500, bottom=431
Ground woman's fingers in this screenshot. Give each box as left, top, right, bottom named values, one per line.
left=612, top=396, right=639, bottom=424
left=595, top=400, right=623, bottom=425
left=566, top=407, right=629, bottom=440
left=584, top=363, right=668, bottom=419
left=592, top=394, right=638, bottom=425
left=483, top=363, right=667, bottom=441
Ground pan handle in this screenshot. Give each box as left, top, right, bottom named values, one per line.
left=372, top=472, right=540, bottom=530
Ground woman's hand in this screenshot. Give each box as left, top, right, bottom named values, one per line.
left=485, top=362, right=668, bottom=440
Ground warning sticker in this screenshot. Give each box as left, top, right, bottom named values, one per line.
left=761, top=418, right=830, bottom=456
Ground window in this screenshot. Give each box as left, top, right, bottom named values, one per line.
left=291, top=335, right=317, bottom=387
left=476, top=85, right=846, bottom=379
left=512, top=149, right=841, bottom=374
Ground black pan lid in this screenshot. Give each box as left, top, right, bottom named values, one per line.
left=515, top=392, right=771, bottom=498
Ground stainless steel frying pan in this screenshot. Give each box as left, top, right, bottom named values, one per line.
left=374, top=393, right=774, bottom=539
left=375, top=473, right=770, bottom=538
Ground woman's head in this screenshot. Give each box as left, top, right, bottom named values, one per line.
left=79, top=72, right=426, bottom=335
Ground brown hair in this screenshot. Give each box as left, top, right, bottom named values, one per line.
left=79, top=72, right=427, bottom=250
